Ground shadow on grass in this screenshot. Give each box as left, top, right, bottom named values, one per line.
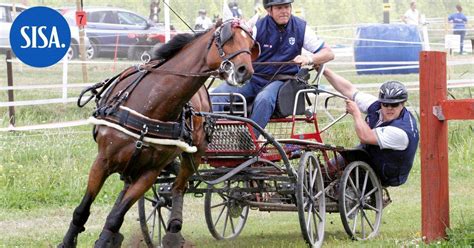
left=188, top=229, right=353, bottom=248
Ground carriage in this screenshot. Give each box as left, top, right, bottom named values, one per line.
left=67, top=20, right=391, bottom=248
left=137, top=66, right=392, bottom=248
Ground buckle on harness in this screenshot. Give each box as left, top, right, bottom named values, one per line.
left=136, top=125, right=149, bottom=149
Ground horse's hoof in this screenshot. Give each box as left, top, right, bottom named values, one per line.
left=57, top=243, right=73, bottom=248
left=162, top=232, right=185, bottom=248
left=59, top=222, right=84, bottom=248
left=58, top=237, right=77, bottom=248
left=94, top=230, right=124, bottom=248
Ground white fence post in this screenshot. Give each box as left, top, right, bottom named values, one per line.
left=62, top=56, right=68, bottom=103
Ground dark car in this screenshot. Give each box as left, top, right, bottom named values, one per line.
left=61, top=7, right=175, bottom=60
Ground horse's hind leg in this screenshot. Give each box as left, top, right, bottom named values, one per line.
left=59, top=157, right=109, bottom=248
left=94, top=169, right=160, bottom=248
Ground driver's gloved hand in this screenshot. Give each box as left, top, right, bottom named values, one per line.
left=296, top=68, right=310, bottom=84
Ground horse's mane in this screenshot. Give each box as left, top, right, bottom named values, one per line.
left=152, top=31, right=208, bottom=60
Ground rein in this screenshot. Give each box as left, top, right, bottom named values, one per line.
left=139, top=64, right=220, bottom=78
left=253, top=61, right=300, bottom=65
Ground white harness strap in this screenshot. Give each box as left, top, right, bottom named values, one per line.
left=88, top=117, right=197, bottom=153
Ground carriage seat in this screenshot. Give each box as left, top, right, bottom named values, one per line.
left=218, top=78, right=309, bottom=118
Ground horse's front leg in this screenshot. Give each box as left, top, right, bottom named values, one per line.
left=163, top=154, right=198, bottom=248
left=59, top=157, right=109, bottom=248
left=94, top=169, right=160, bottom=248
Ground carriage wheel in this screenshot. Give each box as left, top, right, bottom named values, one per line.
left=338, top=161, right=383, bottom=240
left=204, top=179, right=250, bottom=240
left=138, top=183, right=172, bottom=248
left=296, top=152, right=326, bottom=248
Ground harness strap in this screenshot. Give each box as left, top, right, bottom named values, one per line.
left=121, top=125, right=148, bottom=182
left=98, top=106, right=186, bottom=140
left=221, top=49, right=251, bottom=61
left=89, top=117, right=197, bottom=153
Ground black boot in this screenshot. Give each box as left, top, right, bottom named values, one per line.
left=58, top=222, right=85, bottom=248
left=94, top=230, right=124, bottom=248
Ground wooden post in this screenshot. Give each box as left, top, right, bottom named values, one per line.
left=383, top=0, right=390, bottom=24
left=6, top=50, right=15, bottom=127
left=419, top=51, right=449, bottom=242
left=76, top=0, right=88, bottom=83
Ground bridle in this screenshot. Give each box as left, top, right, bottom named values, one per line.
left=210, top=18, right=260, bottom=84
left=213, top=19, right=256, bottom=60
left=132, top=19, right=258, bottom=81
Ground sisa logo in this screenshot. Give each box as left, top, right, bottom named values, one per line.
left=10, top=6, right=70, bottom=68
left=20, top=26, right=65, bottom=49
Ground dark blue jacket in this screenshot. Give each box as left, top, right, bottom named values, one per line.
left=363, top=102, right=419, bottom=186
left=448, top=12, right=467, bottom=30
left=252, top=15, right=306, bottom=86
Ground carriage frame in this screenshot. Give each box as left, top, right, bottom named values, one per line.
left=138, top=67, right=392, bottom=248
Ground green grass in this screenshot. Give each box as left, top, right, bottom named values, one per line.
left=0, top=54, right=473, bottom=247
left=0, top=120, right=472, bottom=247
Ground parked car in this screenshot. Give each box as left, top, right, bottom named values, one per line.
left=60, top=13, right=93, bottom=60
left=60, top=7, right=176, bottom=60
left=0, top=3, right=27, bottom=53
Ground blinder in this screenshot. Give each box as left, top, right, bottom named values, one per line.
left=250, top=42, right=261, bottom=61
left=214, top=19, right=260, bottom=61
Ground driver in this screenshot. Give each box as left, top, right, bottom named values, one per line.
left=211, top=0, right=334, bottom=136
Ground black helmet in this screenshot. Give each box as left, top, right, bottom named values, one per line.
left=378, top=80, right=408, bottom=103
left=263, top=0, right=294, bottom=8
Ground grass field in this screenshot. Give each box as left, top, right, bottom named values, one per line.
left=0, top=53, right=473, bottom=247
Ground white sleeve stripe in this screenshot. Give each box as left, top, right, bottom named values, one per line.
left=352, top=91, right=359, bottom=101
left=303, top=26, right=324, bottom=53
left=312, top=42, right=325, bottom=53
left=374, top=129, right=383, bottom=148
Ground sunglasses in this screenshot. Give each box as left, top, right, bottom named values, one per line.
left=381, top=102, right=402, bottom=108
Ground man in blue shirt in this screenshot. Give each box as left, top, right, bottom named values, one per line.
left=324, top=68, right=419, bottom=187
left=448, top=4, right=468, bottom=54
left=211, top=0, right=334, bottom=136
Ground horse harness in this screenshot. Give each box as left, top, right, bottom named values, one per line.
left=77, top=19, right=254, bottom=181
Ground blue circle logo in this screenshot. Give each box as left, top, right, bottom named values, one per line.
left=10, top=6, right=71, bottom=68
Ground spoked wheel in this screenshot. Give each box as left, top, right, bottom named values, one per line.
left=138, top=183, right=172, bottom=248
left=296, top=152, right=326, bottom=248
left=204, top=179, right=250, bottom=240
left=338, top=161, right=383, bottom=240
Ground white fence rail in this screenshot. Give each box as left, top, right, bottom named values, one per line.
left=1, top=21, right=473, bottom=131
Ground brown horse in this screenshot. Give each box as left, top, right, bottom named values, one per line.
left=59, top=19, right=259, bottom=248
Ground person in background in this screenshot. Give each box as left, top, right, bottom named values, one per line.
left=149, top=0, right=160, bottom=23
left=211, top=0, right=334, bottom=137
left=194, top=9, right=213, bottom=31
left=323, top=68, right=419, bottom=187
left=229, top=1, right=242, bottom=18
left=402, top=1, right=421, bottom=25
left=448, top=4, right=468, bottom=55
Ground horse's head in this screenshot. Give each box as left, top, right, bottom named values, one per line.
left=207, top=19, right=260, bottom=86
